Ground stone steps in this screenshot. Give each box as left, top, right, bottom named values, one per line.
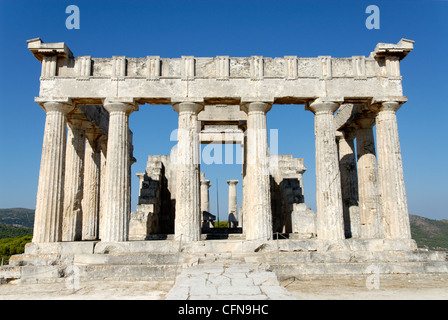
left=273, top=261, right=448, bottom=280
left=2, top=240, right=447, bottom=284
left=245, top=250, right=446, bottom=264
left=15, top=264, right=181, bottom=283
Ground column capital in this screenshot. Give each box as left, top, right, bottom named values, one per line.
left=35, top=97, right=74, bottom=114
left=240, top=101, right=272, bottom=114
left=201, top=179, right=211, bottom=187
left=307, top=97, right=342, bottom=115
left=227, top=179, right=239, bottom=185
left=371, top=97, right=407, bottom=113
left=172, top=101, right=204, bottom=114
left=103, top=97, right=138, bottom=114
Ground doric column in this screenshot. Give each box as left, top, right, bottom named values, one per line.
left=241, top=128, right=247, bottom=232
left=102, top=98, right=137, bottom=242
left=241, top=101, right=273, bottom=241
left=33, top=98, right=74, bottom=243
left=227, top=180, right=238, bottom=227
left=61, top=119, right=87, bottom=241
left=200, top=173, right=211, bottom=213
left=308, top=98, right=344, bottom=240
left=98, top=137, right=107, bottom=240
left=375, top=101, right=411, bottom=239
left=355, top=118, right=382, bottom=239
left=336, top=130, right=360, bottom=239
left=173, top=101, right=204, bottom=241
left=82, top=127, right=102, bottom=240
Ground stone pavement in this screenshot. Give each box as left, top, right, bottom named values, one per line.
left=165, top=259, right=295, bottom=300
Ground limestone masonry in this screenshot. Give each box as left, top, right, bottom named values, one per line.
left=1, top=38, right=447, bottom=286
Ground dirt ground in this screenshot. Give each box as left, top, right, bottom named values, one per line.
left=0, top=277, right=447, bottom=300
left=281, top=277, right=448, bottom=300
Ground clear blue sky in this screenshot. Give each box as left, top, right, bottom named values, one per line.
left=0, top=0, right=447, bottom=221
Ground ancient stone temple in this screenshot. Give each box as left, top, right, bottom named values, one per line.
left=1, top=37, right=446, bottom=284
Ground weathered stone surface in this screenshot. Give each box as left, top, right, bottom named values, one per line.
left=336, top=131, right=360, bottom=238
left=308, top=99, right=344, bottom=240
left=242, top=102, right=273, bottom=241
left=355, top=119, right=382, bottom=239
left=173, top=102, right=204, bottom=241
left=62, top=120, right=86, bottom=241
left=270, top=155, right=307, bottom=233
left=101, top=98, right=137, bottom=242
left=82, top=128, right=102, bottom=241
left=227, top=180, right=238, bottom=227
left=375, top=101, right=411, bottom=239
left=15, top=38, right=441, bottom=288
left=291, top=203, right=316, bottom=238
left=33, top=99, right=74, bottom=243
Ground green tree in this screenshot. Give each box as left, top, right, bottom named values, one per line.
left=0, top=236, right=32, bottom=265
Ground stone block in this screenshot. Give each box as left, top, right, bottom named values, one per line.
left=24, top=242, right=96, bottom=255
left=291, top=204, right=316, bottom=238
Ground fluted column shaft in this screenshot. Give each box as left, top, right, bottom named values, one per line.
left=337, top=131, right=360, bottom=238
left=308, top=99, right=344, bottom=240
left=102, top=100, right=137, bottom=242
left=62, top=120, right=86, bottom=241
left=200, top=179, right=211, bottom=213
left=82, top=128, right=102, bottom=240
left=375, top=101, right=411, bottom=239
left=98, top=138, right=107, bottom=240
left=173, top=102, right=203, bottom=241
left=33, top=101, right=73, bottom=243
left=241, top=102, right=273, bottom=241
left=227, top=180, right=238, bottom=215
left=356, top=119, right=382, bottom=239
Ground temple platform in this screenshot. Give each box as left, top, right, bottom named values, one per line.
left=1, top=238, right=446, bottom=284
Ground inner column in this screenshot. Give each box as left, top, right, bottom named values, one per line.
left=336, top=130, right=360, bottom=239
left=355, top=118, right=383, bottom=239
left=227, top=180, right=238, bottom=228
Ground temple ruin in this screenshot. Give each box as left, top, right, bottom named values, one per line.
left=1, top=37, right=447, bottom=283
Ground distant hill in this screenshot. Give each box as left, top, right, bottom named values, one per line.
left=0, top=208, right=446, bottom=250
left=0, top=208, right=34, bottom=229
left=409, top=214, right=448, bottom=251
